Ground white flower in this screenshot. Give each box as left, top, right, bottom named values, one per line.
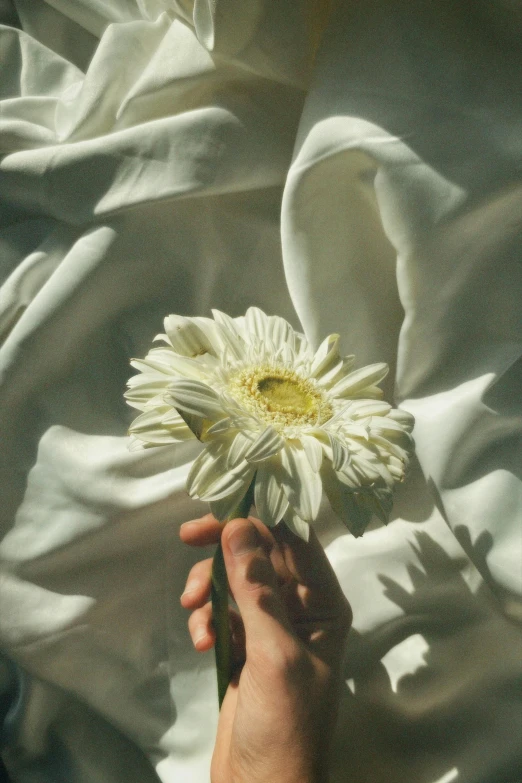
left=125, top=307, right=414, bottom=540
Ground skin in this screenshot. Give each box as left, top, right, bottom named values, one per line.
left=180, top=514, right=352, bottom=783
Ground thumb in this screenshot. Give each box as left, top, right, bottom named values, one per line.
left=221, top=518, right=293, bottom=650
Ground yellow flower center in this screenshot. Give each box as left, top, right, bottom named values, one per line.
left=229, top=365, right=333, bottom=429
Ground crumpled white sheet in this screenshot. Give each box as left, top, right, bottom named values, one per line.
left=0, top=1, right=521, bottom=781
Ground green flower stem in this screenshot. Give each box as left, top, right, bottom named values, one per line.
left=211, top=478, right=256, bottom=708
left=211, top=543, right=231, bottom=709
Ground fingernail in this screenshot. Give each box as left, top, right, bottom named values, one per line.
left=180, top=519, right=202, bottom=531
left=228, top=522, right=259, bottom=556
left=193, top=631, right=208, bottom=650
left=181, top=579, right=199, bottom=598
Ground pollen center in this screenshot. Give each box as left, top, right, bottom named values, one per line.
left=228, top=365, right=332, bottom=429
left=257, top=376, right=313, bottom=414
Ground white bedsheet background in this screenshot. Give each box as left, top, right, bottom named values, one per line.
left=0, top=2, right=521, bottom=781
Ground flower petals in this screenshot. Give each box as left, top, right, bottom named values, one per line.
left=254, top=465, right=289, bottom=527
left=351, top=454, right=383, bottom=484
left=349, top=400, right=392, bottom=418
left=211, top=309, right=246, bottom=360
left=329, top=363, right=389, bottom=398
left=128, top=407, right=191, bottom=445
left=387, top=408, right=415, bottom=433
left=160, top=407, right=198, bottom=433
left=227, top=431, right=255, bottom=469
left=209, top=479, right=254, bottom=522
left=200, top=459, right=255, bottom=502
left=166, top=380, right=228, bottom=441
left=310, top=334, right=342, bottom=383
left=125, top=307, right=414, bottom=540
left=245, top=306, right=269, bottom=342
left=206, top=417, right=233, bottom=435
left=328, top=433, right=351, bottom=472
left=186, top=446, right=222, bottom=497
left=311, top=333, right=340, bottom=371
left=267, top=314, right=295, bottom=349
left=283, top=510, right=310, bottom=542
left=300, top=434, right=323, bottom=472
left=336, top=461, right=360, bottom=488
left=245, top=426, right=284, bottom=463
left=167, top=379, right=226, bottom=420
left=164, top=315, right=221, bottom=357
left=131, top=353, right=207, bottom=380
left=321, top=462, right=373, bottom=537
left=370, top=434, right=411, bottom=461
left=342, top=423, right=369, bottom=441
left=280, top=442, right=322, bottom=522
left=369, top=417, right=412, bottom=436
left=125, top=377, right=169, bottom=410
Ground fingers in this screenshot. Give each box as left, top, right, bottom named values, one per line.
left=180, top=513, right=222, bottom=547
left=180, top=557, right=213, bottom=609
left=273, top=523, right=351, bottom=618
left=221, top=518, right=294, bottom=651
left=180, top=513, right=275, bottom=550
left=180, top=513, right=352, bottom=661
left=180, top=513, right=343, bottom=602
left=180, top=513, right=351, bottom=621
left=187, top=600, right=245, bottom=664
left=188, top=601, right=215, bottom=651
left=179, top=515, right=283, bottom=610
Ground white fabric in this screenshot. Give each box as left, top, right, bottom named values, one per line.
left=0, top=1, right=521, bottom=781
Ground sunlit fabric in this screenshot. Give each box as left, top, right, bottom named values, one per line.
left=1, top=2, right=521, bottom=781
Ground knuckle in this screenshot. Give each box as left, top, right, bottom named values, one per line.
left=187, top=612, right=199, bottom=636
left=240, top=552, right=276, bottom=593
left=188, top=603, right=211, bottom=632
left=254, top=638, right=310, bottom=680
left=193, top=557, right=212, bottom=578
left=183, top=559, right=212, bottom=599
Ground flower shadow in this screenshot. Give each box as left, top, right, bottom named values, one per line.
left=329, top=530, right=522, bottom=783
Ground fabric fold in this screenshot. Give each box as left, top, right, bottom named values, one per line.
left=1, top=1, right=521, bottom=782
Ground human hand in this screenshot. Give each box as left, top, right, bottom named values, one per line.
left=180, top=514, right=352, bottom=783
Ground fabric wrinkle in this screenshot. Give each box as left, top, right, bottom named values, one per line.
left=0, top=1, right=521, bottom=782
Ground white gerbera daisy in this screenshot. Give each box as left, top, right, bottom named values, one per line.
left=125, top=307, right=414, bottom=540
